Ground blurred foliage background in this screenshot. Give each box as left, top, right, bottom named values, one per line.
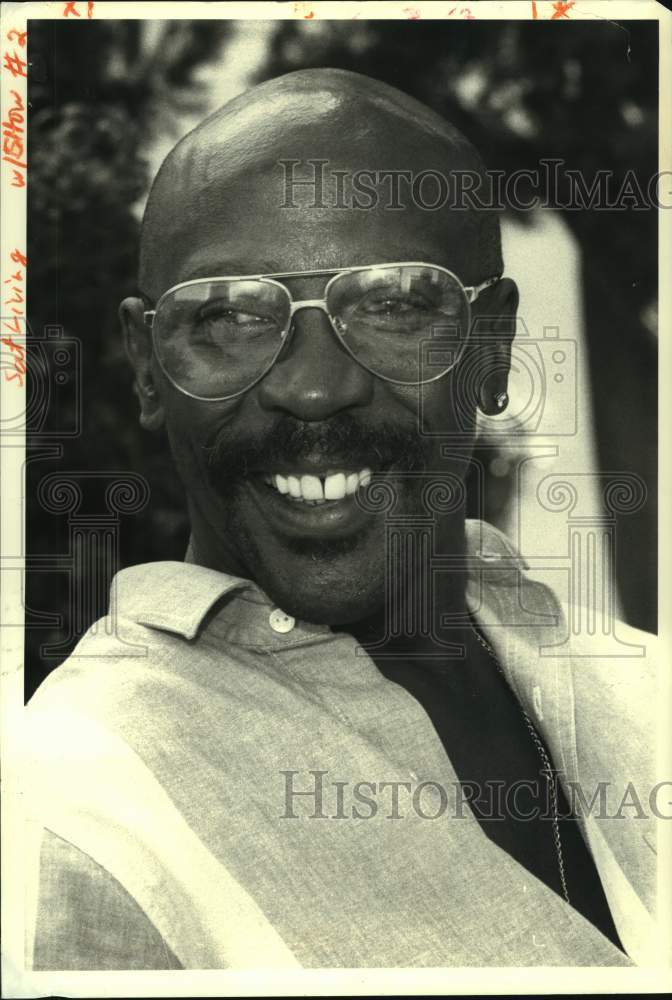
left=25, top=17, right=658, bottom=697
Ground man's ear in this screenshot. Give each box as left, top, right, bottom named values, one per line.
left=119, top=297, right=165, bottom=431
left=470, top=277, right=519, bottom=416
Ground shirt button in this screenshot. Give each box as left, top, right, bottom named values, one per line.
left=269, top=608, right=295, bottom=634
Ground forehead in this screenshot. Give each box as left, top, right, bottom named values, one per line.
left=142, top=119, right=482, bottom=296
left=147, top=178, right=480, bottom=295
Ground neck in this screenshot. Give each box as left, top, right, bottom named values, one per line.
left=187, top=503, right=471, bottom=639
left=334, top=516, right=471, bottom=653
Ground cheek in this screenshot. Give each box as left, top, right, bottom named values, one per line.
left=162, top=393, right=236, bottom=491
left=392, top=373, right=478, bottom=442
left=164, top=416, right=198, bottom=477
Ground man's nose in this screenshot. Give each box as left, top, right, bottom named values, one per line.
left=256, top=305, right=374, bottom=420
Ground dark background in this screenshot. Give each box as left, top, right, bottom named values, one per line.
left=25, top=17, right=658, bottom=699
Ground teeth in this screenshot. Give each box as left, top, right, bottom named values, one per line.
left=301, top=474, right=324, bottom=501
left=324, top=472, right=346, bottom=500
left=346, top=473, right=359, bottom=495
left=269, top=468, right=375, bottom=502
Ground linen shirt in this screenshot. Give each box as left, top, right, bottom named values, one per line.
left=352, top=620, right=623, bottom=950
left=24, top=520, right=658, bottom=969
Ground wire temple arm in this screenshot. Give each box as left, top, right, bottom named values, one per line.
left=464, top=276, right=501, bottom=304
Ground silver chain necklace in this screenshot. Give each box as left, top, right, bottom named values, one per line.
left=470, top=623, right=571, bottom=906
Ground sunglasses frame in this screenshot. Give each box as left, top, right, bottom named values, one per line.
left=142, top=261, right=501, bottom=402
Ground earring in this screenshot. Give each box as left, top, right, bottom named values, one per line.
left=494, top=391, right=508, bottom=412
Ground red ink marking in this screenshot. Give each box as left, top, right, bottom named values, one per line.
left=531, top=0, right=538, bottom=17
left=303, top=10, right=314, bottom=17
left=551, top=0, right=574, bottom=17
left=2, top=88, right=26, bottom=184
left=8, top=88, right=24, bottom=111
left=63, top=1, right=94, bottom=15
left=7, top=29, right=27, bottom=47
left=404, top=6, right=421, bottom=18
left=2, top=336, right=25, bottom=360
left=2, top=335, right=26, bottom=385
left=460, top=7, right=475, bottom=18
left=2, top=50, right=27, bottom=78
left=2, top=154, right=26, bottom=167
left=2, top=250, right=27, bottom=386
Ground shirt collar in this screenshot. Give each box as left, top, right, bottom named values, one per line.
left=111, top=519, right=531, bottom=642
left=111, top=560, right=252, bottom=641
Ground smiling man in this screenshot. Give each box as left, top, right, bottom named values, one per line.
left=25, top=69, right=658, bottom=971
left=126, top=67, right=510, bottom=627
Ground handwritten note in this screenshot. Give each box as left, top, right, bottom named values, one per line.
left=405, top=6, right=475, bottom=18
left=63, top=1, right=95, bottom=16
left=2, top=248, right=27, bottom=387
left=3, top=88, right=26, bottom=188
left=2, top=46, right=26, bottom=80
left=532, top=0, right=575, bottom=18
left=2, top=6, right=28, bottom=390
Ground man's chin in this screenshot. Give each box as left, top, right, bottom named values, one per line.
left=218, top=476, right=390, bottom=623
left=255, top=546, right=387, bottom=627
left=203, top=471, right=420, bottom=624
left=282, top=531, right=367, bottom=559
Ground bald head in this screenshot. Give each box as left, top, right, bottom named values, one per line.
left=139, top=68, right=501, bottom=295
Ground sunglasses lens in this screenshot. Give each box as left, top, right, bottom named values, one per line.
left=327, top=264, right=470, bottom=383
left=153, top=279, right=290, bottom=399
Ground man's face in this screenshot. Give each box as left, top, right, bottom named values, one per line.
left=125, top=147, right=511, bottom=625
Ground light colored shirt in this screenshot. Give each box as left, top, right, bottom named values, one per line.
left=23, top=520, right=658, bottom=969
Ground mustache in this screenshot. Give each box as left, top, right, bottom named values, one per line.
left=204, top=413, right=432, bottom=485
